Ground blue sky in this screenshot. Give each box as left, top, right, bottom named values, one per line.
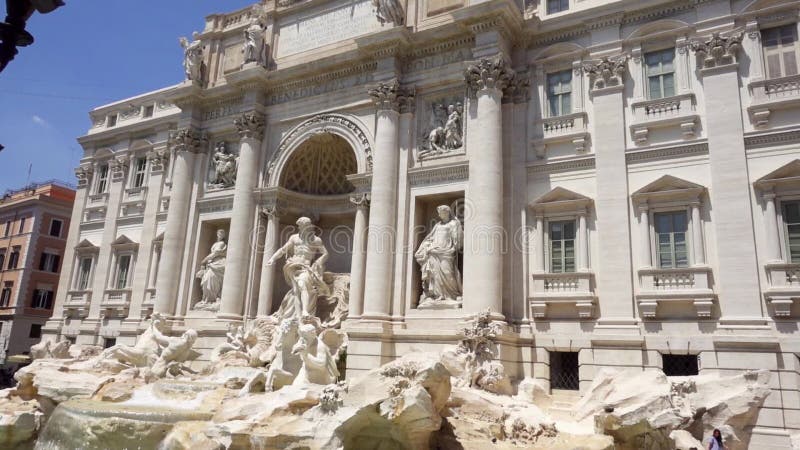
left=0, top=1, right=255, bottom=192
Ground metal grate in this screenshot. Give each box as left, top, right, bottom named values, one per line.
left=550, top=351, right=579, bottom=390
left=662, top=354, right=699, bottom=376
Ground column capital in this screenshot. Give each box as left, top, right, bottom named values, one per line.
left=582, top=55, right=628, bottom=91
left=503, top=74, right=530, bottom=104
left=260, top=204, right=283, bottom=219
left=349, top=193, right=371, bottom=209
left=690, top=32, right=743, bottom=70
left=74, top=165, right=94, bottom=188
left=368, top=79, right=414, bottom=112
left=464, top=55, right=515, bottom=96
left=234, top=112, right=266, bottom=141
left=109, top=155, right=130, bottom=182
left=147, top=148, right=168, bottom=173
left=168, top=127, right=208, bottom=154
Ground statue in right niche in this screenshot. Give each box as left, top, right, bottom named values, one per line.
left=414, top=205, right=463, bottom=309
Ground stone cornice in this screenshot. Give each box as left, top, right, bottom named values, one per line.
left=197, top=195, right=234, bottom=214
left=408, top=162, right=469, bottom=187
left=625, top=142, right=709, bottom=164
left=745, top=128, right=800, bottom=149
left=526, top=156, right=595, bottom=175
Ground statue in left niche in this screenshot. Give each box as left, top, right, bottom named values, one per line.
left=243, top=16, right=266, bottom=66
left=209, top=142, right=238, bottom=189
left=194, top=229, right=227, bottom=312
left=179, top=32, right=204, bottom=83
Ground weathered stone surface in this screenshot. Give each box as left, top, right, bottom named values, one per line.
left=15, top=361, right=115, bottom=404
left=0, top=394, right=44, bottom=449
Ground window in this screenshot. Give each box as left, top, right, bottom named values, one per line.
left=132, top=157, right=147, bottom=188
left=77, top=257, right=93, bottom=291
left=549, top=220, right=576, bottom=273
left=3, top=221, right=10, bottom=237
left=783, top=201, right=800, bottom=263
left=0, top=282, right=12, bottom=307
left=7, top=246, right=20, bottom=270
left=107, top=114, right=117, bottom=127
left=546, top=70, right=572, bottom=117
left=115, top=254, right=132, bottom=289
left=550, top=351, right=579, bottom=390
left=0, top=249, right=5, bottom=271
left=143, top=105, right=154, bottom=118
left=31, top=289, right=53, bottom=309
left=762, top=24, right=799, bottom=79
left=662, top=354, right=699, bottom=376
left=49, top=219, right=63, bottom=237
left=103, top=338, right=117, bottom=349
left=29, top=324, right=42, bottom=339
left=17, top=217, right=25, bottom=234
left=654, top=212, right=688, bottom=268
left=39, top=252, right=60, bottom=273
left=546, top=0, right=568, bottom=14
left=645, top=48, right=675, bottom=99
left=96, top=164, right=109, bottom=194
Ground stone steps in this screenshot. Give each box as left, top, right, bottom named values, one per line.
left=547, top=389, right=581, bottom=421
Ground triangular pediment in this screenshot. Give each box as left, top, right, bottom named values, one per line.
left=754, top=160, right=800, bottom=192
left=632, top=175, right=704, bottom=204
left=110, top=234, right=137, bottom=247
left=530, top=187, right=592, bottom=213
left=633, top=175, right=704, bottom=196
left=75, top=239, right=99, bottom=251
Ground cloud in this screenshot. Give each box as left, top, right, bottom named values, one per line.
left=32, top=115, right=51, bottom=128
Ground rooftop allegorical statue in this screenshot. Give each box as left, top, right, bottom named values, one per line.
left=179, top=33, right=204, bottom=83
left=268, top=217, right=330, bottom=320
left=242, top=16, right=266, bottom=66
left=194, top=229, right=227, bottom=311
left=415, top=205, right=464, bottom=309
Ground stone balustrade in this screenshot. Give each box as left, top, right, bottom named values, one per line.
left=764, top=262, right=800, bottom=317
left=529, top=272, right=595, bottom=319
left=629, top=93, right=699, bottom=144
left=636, top=266, right=714, bottom=318
left=748, top=74, right=800, bottom=127
left=534, top=111, right=589, bottom=156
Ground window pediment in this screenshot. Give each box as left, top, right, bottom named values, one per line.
left=75, top=239, right=100, bottom=254
left=754, top=159, right=800, bottom=193
left=532, top=42, right=586, bottom=65
left=530, top=187, right=592, bottom=214
left=632, top=175, right=704, bottom=205
left=625, top=19, right=692, bottom=45
left=110, top=234, right=138, bottom=250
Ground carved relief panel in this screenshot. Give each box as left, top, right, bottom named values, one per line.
left=416, top=90, right=466, bottom=162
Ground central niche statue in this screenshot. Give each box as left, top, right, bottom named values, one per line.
left=194, top=229, right=227, bottom=311
left=208, top=142, right=238, bottom=189
left=415, top=205, right=464, bottom=309
left=267, top=216, right=331, bottom=320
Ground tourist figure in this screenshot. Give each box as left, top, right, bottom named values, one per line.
left=195, top=229, right=227, bottom=311
left=268, top=216, right=330, bottom=320
left=707, top=428, right=726, bottom=450
left=415, top=205, right=463, bottom=308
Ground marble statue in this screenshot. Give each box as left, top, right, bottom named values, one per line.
left=208, top=142, right=237, bottom=189
left=372, top=0, right=405, bottom=26
left=268, top=216, right=331, bottom=320
left=415, top=205, right=463, bottom=309
left=30, top=340, right=71, bottom=360
left=265, top=318, right=302, bottom=391
left=420, top=102, right=463, bottom=160
left=291, top=323, right=345, bottom=386
left=179, top=33, right=203, bottom=83
left=194, top=229, right=227, bottom=311
left=97, top=313, right=166, bottom=369
left=242, top=19, right=266, bottom=66
left=150, top=327, right=200, bottom=378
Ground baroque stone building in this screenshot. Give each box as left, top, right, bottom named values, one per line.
left=42, top=0, right=800, bottom=446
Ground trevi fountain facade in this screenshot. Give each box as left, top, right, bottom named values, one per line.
left=4, top=0, right=800, bottom=448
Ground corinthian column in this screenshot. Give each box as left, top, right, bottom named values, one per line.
left=219, top=112, right=265, bottom=320
left=361, top=80, right=412, bottom=320
left=155, top=127, right=207, bottom=316
left=462, top=56, right=514, bottom=317
left=349, top=193, right=370, bottom=319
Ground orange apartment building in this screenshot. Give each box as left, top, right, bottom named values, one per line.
left=0, top=181, right=75, bottom=363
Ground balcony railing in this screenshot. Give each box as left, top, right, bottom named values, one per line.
left=630, top=93, right=699, bottom=144
left=101, top=289, right=131, bottom=318
left=533, top=112, right=589, bottom=157
left=64, top=291, right=91, bottom=318
left=529, top=272, right=595, bottom=319
left=748, top=74, right=800, bottom=127
left=764, top=263, right=800, bottom=317
left=636, top=266, right=714, bottom=318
